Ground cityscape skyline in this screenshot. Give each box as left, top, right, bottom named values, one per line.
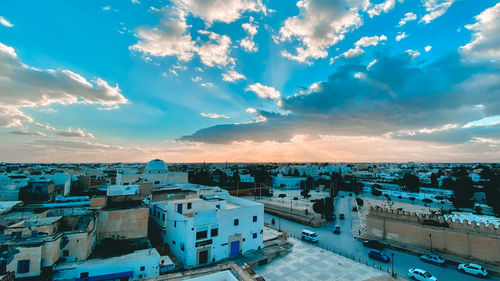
left=1, top=0, right=500, bottom=163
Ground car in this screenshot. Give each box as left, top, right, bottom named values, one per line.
left=368, top=250, right=390, bottom=263
left=301, top=229, right=318, bottom=243
left=363, top=240, right=386, bottom=250
left=352, top=206, right=358, bottom=211
left=339, top=213, right=345, bottom=220
left=420, top=254, right=445, bottom=266
left=408, top=268, right=437, bottom=281
left=457, top=263, right=488, bottom=278
left=333, top=225, right=341, bottom=234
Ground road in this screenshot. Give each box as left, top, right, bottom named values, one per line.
left=264, top=191, right=499, bottom=281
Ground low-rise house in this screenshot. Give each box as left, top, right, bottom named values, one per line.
left=149, top=186, right=263, bottom=267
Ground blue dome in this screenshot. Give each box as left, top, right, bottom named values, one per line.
left=145, top=159, right=167, bottom=173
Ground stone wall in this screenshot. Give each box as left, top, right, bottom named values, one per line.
left=366, top=206, right=500, bottom=265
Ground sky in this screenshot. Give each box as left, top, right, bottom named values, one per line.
left=0, top=0, right=500, bottom=163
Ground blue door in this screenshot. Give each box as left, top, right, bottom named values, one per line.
left=177, top=204, right=182, bottom=214
left=230, top=241, right=240, bottom=257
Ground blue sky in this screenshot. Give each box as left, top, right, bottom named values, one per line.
left=0, top=0, right=499, bottom=162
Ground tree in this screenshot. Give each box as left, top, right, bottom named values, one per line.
left=305, top=176, right=314, bottom=190
left=485, top=175, right=500, bottom=215
left=300, top=189, right=311, bottom=199
left=430, top=173, right=439, bottom=188
left=452, top=176, right=474, bottom=208
left=312, top=197, right=334, bottom=220
left=355, top=197, right=364, bottom=206
left=441, top=177, right=454, bottom=190
left=409, top=197, right=416, bottom=204
left=371, top=187, right=382, bottom=197
left=293, top=169, right=300, bottom=177
left=278, top=193, right=287, bottom=201
left=401, top=173, right=420, bottom=193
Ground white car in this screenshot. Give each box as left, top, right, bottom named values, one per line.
left=408, top=268, right=437, bottom=281
left=457, top=263, right=488, bottom=278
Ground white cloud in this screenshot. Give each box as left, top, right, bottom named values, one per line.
left=131, top=0, right=141, bottom=4
left=246, top=83, right=281, bottom=100
left=0, top=16, right=14, bottom=27
left=200, top=112, right=230, bottom=119
left=130, top=8, right=235, bottom=68
left=35, top=122, right=56, bottom=131
left=192, top=76, right=202, bottom=82
left=222, top=70, right=246, bottom=82
left=367, top=0, right=396, bottom=18
left=425, top=45, right=432, bottom=52
left=354, top=72, right=366, bottom=79
left=172, top=0, right=266, bottom=25
left=278, top=0, right=365, bottom=63
left=406, top=49, right=421, bottom=58
left=420, top=0, right=455, bottom=24
left=8, top=129, right=47, bottom=137
left=367, top=59, right=378, bottom=69
left=461, top=3, right=500, bottom=61
left=395, top=32, right=407, bottom=41
left=56, top=127, right=96, bottom=139
left=343, top=47, right=365, bottom=58
left=201, top=82, right=214, bottom=88
left=0, top=42, right=128, bottom=128
left=240, top=22, right=258, bottom=52
left=398, top=12, right=417, bottom=26
left=246, top=107, right=257, bottom=114
left=342, top=35, right=386, bottom=58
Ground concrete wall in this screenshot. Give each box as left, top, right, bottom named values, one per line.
left=6, top=246, right=42, bottom=278
left=366, top=206, right=500, bottom=265
left=97, top=207, right=149, bottom=240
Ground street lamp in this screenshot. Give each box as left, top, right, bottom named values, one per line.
left=391, top=253, right=395, bottom=277
left=429, top=233, right=433, bottom=252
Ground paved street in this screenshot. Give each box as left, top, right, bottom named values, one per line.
left=255, top=237, right=389, bottom=281
left=264, top=191, right=499, bottom=281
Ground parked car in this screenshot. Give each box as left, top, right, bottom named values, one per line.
left=339, top=213, right=345, bottom=220
left=333, top=225, right=341, bottom=234
left=420, top=254, right=445, bottom=266
left=363, top=240, right=386, bottom=250
left=408, top=268, right=437, bottom=281
left=301, top=229, right=318, bottom=243
left=352, top=206, right=358, bottom=211
left=368, top=250, right=390, bottom=263
left=457, top=263, right=488, bottom=278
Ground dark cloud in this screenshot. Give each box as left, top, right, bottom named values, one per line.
left=181, top=51, right=500, bottom=144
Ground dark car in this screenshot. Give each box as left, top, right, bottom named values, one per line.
left=352, top=206, right=358, bottom=211
left=368, top=250, right=390, bottom=263
left=363, top=240, right=386, bottom=250
left=333, top=225, right=341, bottom=234
left=420, top=254, right=446, bottom=266
left=339, top=213, right=345, bottom=220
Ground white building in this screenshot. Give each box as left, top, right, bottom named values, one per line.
left=272, top=174, right=306, bottom=189
left=106, top=185, right=139, bottom=196
left=149, top=186, right=264, bottom=267
left=116, top=159, right=188, bottom=187
left=239, top=174, right=254, bottom=183
left=52, top=249, right=160, bottom=281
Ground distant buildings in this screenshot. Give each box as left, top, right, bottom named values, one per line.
left=116, top=159, right=188, bottom=187
left=272, top=174, right=306, bottom=189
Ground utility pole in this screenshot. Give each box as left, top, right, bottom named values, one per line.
left=391, top=253, right=395, bottom=277
left=429, top=233, right=433, bottom=252
left=290, top=199, right=293, bottom=212
left=237, top=181, right=239, bottom=197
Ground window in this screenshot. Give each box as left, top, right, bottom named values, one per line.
left=253, top=233, right=257, bottom=239
left=234, top=219, right=239, bottom=226
left=196, top=230, right=207, bottom=240
left=187, top=202, right=192, bottom=209
left=172, top=240, right=176, bottom=245
left=174, top=221, right=177, bottom=227
left=63, top=250, right=69, bottom=257
left=80, top=272, right=89, bottom=278
left=17, top=260, right=30, bottom=274
left=140, top=266, right=145, bottom=271
left=211, top=228, right=218, bottom=237
left=162, top=214, right=165, bottom=221
left=154, top=181, right=160, bottom=184
left=216, top=204, right=220, bottom=209
left=253, top=216, right=257, bottom=222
